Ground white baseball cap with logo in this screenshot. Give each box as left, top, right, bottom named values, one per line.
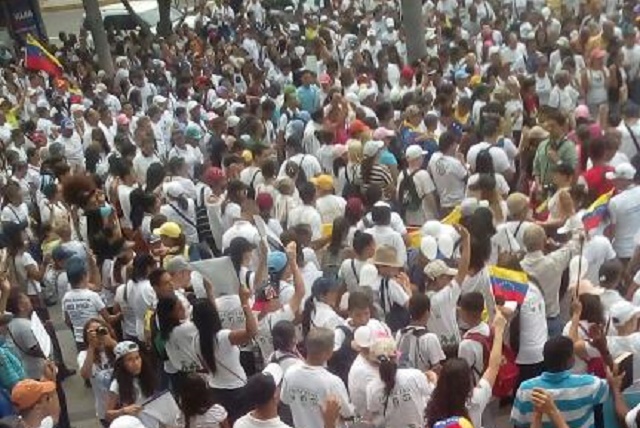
left=606, top=162, right=636, bottom=180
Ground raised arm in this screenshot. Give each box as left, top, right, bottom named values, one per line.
left=285, top=241, right=305, bottom=316
left=453, top=225, right=470, bottom=285
left=482, top=309, right=507, bottom=387
left=229, top=283, right=258, bottom=346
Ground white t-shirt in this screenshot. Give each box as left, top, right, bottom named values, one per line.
left=165, top=321, right=201, bottom=373
left=109, top=378, right=158, bottom=428
left=395, top=326, right=446, bottom=371
left=371, top=276, right=410, bottom=316
left=61, top=288, right=106, bottom=342
left=365, top=226, right=407, bottom=266
left=618, top=119, right=640, bottom=161
left=338, top=259, right=369, bottom=292
left=281, top=364, right=354, bottom=428
left=366, top=368, right=434, bottom=428
left=255, top=305, right=296, bottom=359
left=468, top=378, right=494, bottom=428
left=129, top=279, right=157, bottom=342
left=183, top=404, right=227, bottom=428
left=77, top=350, right=113, bottom=419
left=315, top=194, right=347, bottom=224
left=426, top=280, right=462, bottom=347
left=397, top=169, right=437, bottom=226
left=459, top=323, right=490, bottom=383
left=583, top=236, right=617, bottom=285
left=288, top=205, right=323, bottom=241
left=195, top=329, right=247, bottom=389
left=12, top=252, right=42, bottom=295
left=516, top=283, right=547, bottom=365
left=427, top=152, right=467, bottom=208
left=234, top=413, right=292, bottom=428
left=608, top=186, right=640, bottom=258
left=466, top=143, right=512, bottom=175
left=160, top=201, right=198, bottom=244
left=114, top=282, right=138, bottom=339
left=348, top=354, right=379, bottom=417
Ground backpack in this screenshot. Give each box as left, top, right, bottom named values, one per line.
left=342, top=165, right=361, bottom=199
left=150, top=313, right=168, bottom=362
left=398, top=169, right=422, bottom=216
left=624, top=122, right=640, bottom=179
left=327, top=325, right=357, bottom=387
left=42, top=268, right=62, bottom=306
left=379, top=278, right=410, bottom=333
left=466, top=329, right=519, bottom=399
left=194, top=188, right=215, bottom=249
left=397, top=326, right=431, bottom=370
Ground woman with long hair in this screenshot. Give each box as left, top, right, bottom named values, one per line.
left=78, top=318, right=117, bottom=426
left=539, top=162, right=575, bottom=230
left=467, top=174, right=507, bottom=225
left=221, top=180, right=248, bottom=231
left=338, top=139, right=363, bottom=199
left=105, top=341, right=158, bottom=424
left=223, top=237, right=266, bottom=291
left=426, top=310, right=507, bottom=428
left=320, top=216, right=351, bottom=281
left=467, top=149, right=510, bottom=197
left=191, top=292, right=257, bottom=424
left=175, top=374, right=229, bottom=428
left=366, top=337, right=437, bottom=428
left=301, top=277, right=344, bottom=339
left=145, top=162, right=166, bottom=195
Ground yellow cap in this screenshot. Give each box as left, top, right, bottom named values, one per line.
left=153, top=221, right=182, bottom=239
left=310, top=174, right=334, bottom=191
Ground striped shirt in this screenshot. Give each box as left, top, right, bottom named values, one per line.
left=362, top=164, right=393, bottom=194
left=511, top=371, right=609, bottom=428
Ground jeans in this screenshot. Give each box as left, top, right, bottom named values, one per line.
left=547, top=316, right=563, bottom=339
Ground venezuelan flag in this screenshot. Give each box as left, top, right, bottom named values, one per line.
left=488, top=265, right=529, bottom=304
left=25, top=34, right=63, bottom=77
left=441, top=206, right=462, bottom=225
left=433, top=417, right=474, bottom=428
left=582, top=189, right=614, bottom=232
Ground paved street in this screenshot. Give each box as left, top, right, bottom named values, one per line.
left=42, top=8, right=85, bottom=41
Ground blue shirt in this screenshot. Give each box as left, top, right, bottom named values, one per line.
left=511, top=370, right=609, bottom=428
left=296, top=85, right=319, bottom=114
left=0, top=343, right=25, bottom=391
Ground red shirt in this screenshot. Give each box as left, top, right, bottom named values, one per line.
left=582, top=164, right=614, bottom=197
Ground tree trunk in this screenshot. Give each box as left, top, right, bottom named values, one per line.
left=157, top=0, right=173, bottom=37
left=120, top=0, right=152, bottom=34
left=82, top=0, right=114, bottom=77
left=400, top=0, right=427, bottom=64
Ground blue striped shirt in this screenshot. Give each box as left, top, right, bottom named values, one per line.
left=511, top=370, right=609, bottom=428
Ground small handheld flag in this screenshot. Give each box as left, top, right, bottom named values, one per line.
left=25, top=34, right=63, bottom=77
left=488, top=265, right=529, bottom=304
left=582, top=189, right=613, bottom=232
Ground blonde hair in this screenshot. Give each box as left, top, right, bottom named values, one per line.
left=346, top=139, right=363, bottom=164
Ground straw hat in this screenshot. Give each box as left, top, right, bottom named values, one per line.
left=371, top=245, right=403, bottom=268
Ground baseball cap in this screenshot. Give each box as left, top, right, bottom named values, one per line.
left=187, top=100, right=200, bottom=111
left=256, top=192, right=274, bottom=212
left=610, top=301, right=640, bottom=327
left=454, top=69, right=470, bottom=81
left=114, top=341, right=139, bottom=361
left=165, top=255, right=190, bottom=273
left=606, top=163, right=636, bottom=181
left=95, top=83, right=108, bottom=93
left=11, top=379, right=56, bottom=412
left=405, top=144, right=427, bottom=160
left=267, top=251, right=288, bottom=273
left=211, top=98, right=227, bottom=110
left=52, top=245, right=74, bottom=262
left=153, top=95, right=167, bottom=105
left=110, top=416, right=146, bottom=428
left=310, top=174, right=334, bottom=191
left=203, top=166, right=226, bottom=185
left=424, top=260, right=457, bottom=279
left=185, top=124, right=203, bottom=140
left=62, top=118, right=75, bottom=130
left=65, top=256, right=87, bottom=284
left=366, top=28, right=376, bottom=37
left=574, top=105, right=591, bottom=120
left=363, top=140, right=384, bottom=157
left=372, top=127, right=395, bottom=140
left=153, top=221, right=182, bottom=239
left=242, top=363, right=282, bottom=407
left=116, top=114, right=130, bottom=126
left=70, top=104, right=85, bottom=114
left=385, top=17, right=394, bottom=27
left=349, top=120, right=369, bottom=136
left=400, top=65, right=415, bottom=80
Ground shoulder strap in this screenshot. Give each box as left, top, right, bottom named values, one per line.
left=350, top=259, right=359, bottom=283
left=625, top=122, right=640, bottom=153
left=245, top=270, right=252, bottom=289
left=168, top=202, right=197, bottom=229
left=249, top=170, right=260, bottom=189
left=465, top=331, right=492, bottom=376
left=199, top=187, right=206, bottom=208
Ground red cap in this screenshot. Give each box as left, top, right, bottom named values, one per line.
left=346, top=197, right=364, bottom=218
left=196, top=76, right=210, bottom=87
left=401, top=65, right=415, bottom=80
left=349, top=120, right=370, bottom=136
left=203, top=167, right=226, bottom=185
left=256, top=192, right=274, bottom=211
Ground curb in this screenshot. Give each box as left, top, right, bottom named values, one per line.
left=41, top=0, right=119, bottom=12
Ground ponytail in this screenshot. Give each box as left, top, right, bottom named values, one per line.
left=379, top=358, right=398, bottom=398
left=301, top=298, right=316, bottom=338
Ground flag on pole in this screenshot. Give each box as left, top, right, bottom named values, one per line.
left=582, top=189, right=614, bottom=231
left=25, top=34, right=63, bottom=77
left=488, top=265, right=529, bottom=304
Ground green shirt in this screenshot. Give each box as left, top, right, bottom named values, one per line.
left=533, top=138, right=577, bottom=186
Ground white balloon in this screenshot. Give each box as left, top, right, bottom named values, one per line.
left=420, top=236, right=438, bottom=260
left=422, top=220, right=443, bottom=237
left=438, top=234, right=455, bottom=258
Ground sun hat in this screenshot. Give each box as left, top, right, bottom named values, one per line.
left=371, top=245, right=402, bottom=268
left=424, top=260, right=457, bottom=279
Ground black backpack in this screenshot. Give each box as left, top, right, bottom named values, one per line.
left=327, top=325, right=357, bottom=387
left=247, top=169, right=260, bottom=199
left=379, top=278, right=410, bottom=333
left=398, top=169, right=422, bottom=216
left=342, top=165, right=361, bottom=198
left=195, top=187, right=215, bottom=249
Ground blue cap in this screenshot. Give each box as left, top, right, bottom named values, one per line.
left=62, top=118, right=75, bottom=130
left=267, top=251, right=288, bottom=273
left=65, top=256, right=87, bottom=285
left=311, top=277, right=340, bottom=296
left=52, top=245, right=74, bottom=261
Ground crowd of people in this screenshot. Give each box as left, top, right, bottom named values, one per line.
left=2, top=0, right=640, bottom=427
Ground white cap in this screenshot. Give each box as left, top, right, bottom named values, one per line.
left=420, top=236, right=438, bottom=260
left=95, top=83, right=108, bottom=93
left=424, top=260, right=457, bottom=279
left=557, top=214, right=584, bottom=235
left=36, top=99, right=48, bottom=109
left=363, top=140, right=384, bottom=157
left=606, top=162, right=636, bottom=180
left=541, top=6, right=551, bottom=19
left=187, top=100, right=200, bottom=111
left=153, top=95, right=167, bottom=104
left=405, top=144, right=427, bottom=160
left=262, top=362, right=284, bottom=386
left=610, top=301, right=640, bottom=326
left=367, top=28, right=376, bottom=37
left=110, top=416, right=145, bottom=428
left=354, top=325, right=375, bottom=348
left=212, top=98, right=227, bottom=110
left=227, top=115, right=240, bottom=128
left=385, top=17, right=394, bottom=27
left=70, top=104, right=85, bottom=114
